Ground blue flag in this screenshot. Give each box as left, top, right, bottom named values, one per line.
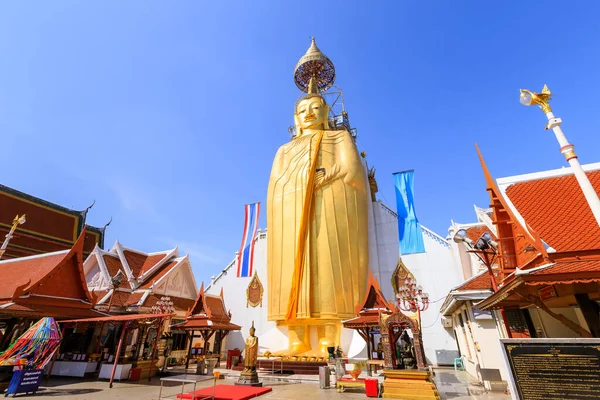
left=393, top=171, right=425, bottom=254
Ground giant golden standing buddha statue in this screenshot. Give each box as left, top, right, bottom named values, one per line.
left=266, top=38, right=369, bottom=356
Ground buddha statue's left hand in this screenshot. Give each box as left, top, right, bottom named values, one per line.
left=315, top=164, right=343, bottom=189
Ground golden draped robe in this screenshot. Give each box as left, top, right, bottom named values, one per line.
left=267, top=129, right=369, bottom=322
left=243, top=335, right=258, bottom=370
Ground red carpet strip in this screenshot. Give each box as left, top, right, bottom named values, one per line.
left=176, top=384, right=272, bottom=400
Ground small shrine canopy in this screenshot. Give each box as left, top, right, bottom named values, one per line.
left=177, top=283, right=241, bottom=331
left=343, top=272, right=396, bottom=358
left=0, top=184, right=105, bottom=260
left=0, top=230, right=103, bottom=320
left=174, top=284, right=240, bottom=367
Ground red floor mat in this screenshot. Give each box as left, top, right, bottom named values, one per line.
left=176, top=384, right=272, bottom=400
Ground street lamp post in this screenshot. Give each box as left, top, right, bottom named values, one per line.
left=520, top=85, right=600, bottom=227
left=0, top=214, right=27, bottom=261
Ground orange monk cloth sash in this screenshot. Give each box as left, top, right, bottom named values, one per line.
left=285, top=130, right=325, bottom=322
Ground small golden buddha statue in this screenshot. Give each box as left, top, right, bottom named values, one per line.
left=243, top=321, right=258, bottom=372
left=237, top=321, right=261, bottom=386
left=267, top=38, right=369, bottom=355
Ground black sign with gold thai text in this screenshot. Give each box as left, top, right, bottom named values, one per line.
left=502, top=339, right=600, bottom=400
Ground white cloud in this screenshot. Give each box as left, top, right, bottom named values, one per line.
left=105, top=178, right=161, bottom=221
left=157, top=237, right=232, bottom=267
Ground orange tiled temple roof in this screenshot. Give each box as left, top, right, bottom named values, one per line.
left=0, top=184, right=105, bottom=260
left=0, top=230, right=103, bottom=319
left=504, top=170, right=600, bottom=253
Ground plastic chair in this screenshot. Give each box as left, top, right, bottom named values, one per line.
left=453, top=357, right=464, bottom=371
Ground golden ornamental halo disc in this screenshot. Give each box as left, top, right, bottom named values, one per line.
left=294, top=38, right=335, bottom=93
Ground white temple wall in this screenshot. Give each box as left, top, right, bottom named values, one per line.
left=528, top=307, right=587, bottom=338
left=371, top=201, right=400, bottom=299
left=205, top=234, right=288, bottom=355
left=466, top=303, right=509, bottom=389
left=370, top=201, right=462, bottom=366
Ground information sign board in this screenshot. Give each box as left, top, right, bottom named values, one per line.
left=6, top=369, right=44, bottom=396
left=501, top=339, right=600, bottom=400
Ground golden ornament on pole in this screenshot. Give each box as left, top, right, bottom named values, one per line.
left=519, top=84, right=553, bottom=113
left=0, top=214, right=26, bottom=260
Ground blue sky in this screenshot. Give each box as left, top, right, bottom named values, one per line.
left=2, top=1, right=600, bottom=284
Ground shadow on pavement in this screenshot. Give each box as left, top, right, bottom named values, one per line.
left=25, top=387, right=103, bottom=397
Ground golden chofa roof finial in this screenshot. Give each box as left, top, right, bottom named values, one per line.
left=294, top=37, right=335, bottom=94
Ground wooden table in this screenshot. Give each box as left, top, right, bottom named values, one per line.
left=366, top=359, right=385, bottom=376
left=336, top=377, right=366, bottom=393
left=158, top=374, right=216, bottom=400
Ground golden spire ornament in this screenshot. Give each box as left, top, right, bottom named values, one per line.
left=294, top=37, right=335, bottom=93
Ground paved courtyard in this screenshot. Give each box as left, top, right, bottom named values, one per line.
left=13, top=369, right=510, bottom=400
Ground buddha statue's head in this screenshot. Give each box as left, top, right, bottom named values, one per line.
left=294, top=77, right=330, bottom=136
left=249, top=320, right=256, bottom=336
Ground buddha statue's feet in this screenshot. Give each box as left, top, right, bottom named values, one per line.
left=285, top=325, right=311, bottom=357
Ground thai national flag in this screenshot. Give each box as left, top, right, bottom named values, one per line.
left=236, top=203, right=261, bottom=277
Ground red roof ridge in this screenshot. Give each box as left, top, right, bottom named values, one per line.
left=497, top=161, right=600, bottom=187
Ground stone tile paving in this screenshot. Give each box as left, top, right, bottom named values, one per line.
left=433, top=369, right=510, bottom=400
left=23, top=368, right=511, bottom=399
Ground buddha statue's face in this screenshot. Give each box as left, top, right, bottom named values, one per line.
left=250, top=327, right=256, bottom=336
left=295, top=96, right=328, bottom=132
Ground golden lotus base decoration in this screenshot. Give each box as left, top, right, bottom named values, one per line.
left=349, top=369, right=361, bottom=380
left=344, top=363, right=364, bottom=381
left=381, top=370, right=440, bottom=399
